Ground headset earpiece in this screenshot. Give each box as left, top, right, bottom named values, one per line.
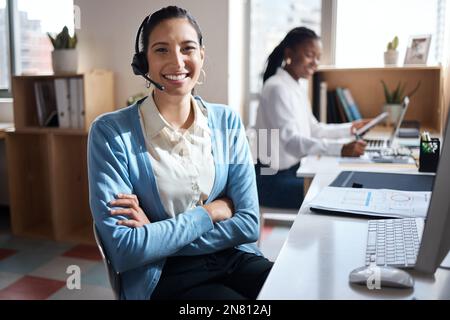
left=131, top=15, right=165, bottom=91
left=131, top=51, right=148, bottom=76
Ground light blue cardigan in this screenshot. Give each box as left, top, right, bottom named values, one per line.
left=87, top=96, right=262, bottom=300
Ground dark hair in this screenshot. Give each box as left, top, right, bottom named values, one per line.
left=262, top=27, right=319, bottom=83
left=142, top=6, right=203, bottom=54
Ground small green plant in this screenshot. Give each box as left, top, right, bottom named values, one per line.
left=381, top=80, right=421, bottom=104
left=47, top=26, right=77, bottom=50
left=387, top=36, right=399, bottom=51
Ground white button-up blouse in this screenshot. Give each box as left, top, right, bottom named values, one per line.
left=255, top=67, right=352, bottom=171
left=139, top=92, right=215, bottom=217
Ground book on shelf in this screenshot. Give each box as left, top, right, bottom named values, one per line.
left=319, top=81, right=327, bottom=123
left=312, top=73, right=322, bottom=120
left=34, top=80, right=59, bottom=127
left=76, top=78, right=85, bottom=129
left=342, top=88, right=362, bottom=120
left=54, top=79, right=71, bottom=128
left=333, top=90, right=348, bottom=123
left=326, top=90, right=338, bottom=123
left=335, top=87, right=354, bottom=121
left=54, top=78, right=85, bottom=129
left=69, top=79, right=80, bottom=129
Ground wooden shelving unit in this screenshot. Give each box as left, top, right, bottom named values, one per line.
left=314, top=66, right=444, bottom=133
left=5, top=70, right=114, bottom=244
left=0, top=123, right=14, bottom=140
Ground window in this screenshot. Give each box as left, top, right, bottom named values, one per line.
left=247, top=0, right=322, bottom=125
left=13, top=0, right=74, bottom=75
left=249, top=0, right=322, bottom=94
left=335, top=0, right=445, bottom=67
left=0, top=0, right=74, bottom=95
left=0, top=0, right=9, bottom=91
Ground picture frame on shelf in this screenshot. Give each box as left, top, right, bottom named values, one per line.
left=404, top=34, right=432, bottom=65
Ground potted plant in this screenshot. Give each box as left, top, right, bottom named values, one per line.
left=384, top=36, right=399, bottom=66
left=381, top=80, right=421, bottom=125
left=47, top=26, right=78, bottom=74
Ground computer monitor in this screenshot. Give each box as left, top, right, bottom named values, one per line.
left=415, top=109, right=450, bottom=274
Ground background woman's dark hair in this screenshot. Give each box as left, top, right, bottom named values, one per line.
left=142, top=6, right=203, bottom=54
left=262, top=27, right=319, bottom=83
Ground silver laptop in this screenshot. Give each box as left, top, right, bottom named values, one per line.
left=365, top=96, right=410, bottom=152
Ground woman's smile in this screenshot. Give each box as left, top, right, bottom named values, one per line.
left=162, top=72, right=190, bottom=85
left=163, top=73, right=188, bottom=81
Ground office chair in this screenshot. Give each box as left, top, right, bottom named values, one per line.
left=92, top=222, right=121, bottom=300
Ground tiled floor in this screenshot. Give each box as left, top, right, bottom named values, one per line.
left=0, top=233, right=115, bottom=300
left=259, top=224, right=291, bottom=262
left=0, top=210, right=290, bottom=300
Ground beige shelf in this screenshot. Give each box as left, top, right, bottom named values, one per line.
left=315, top=66, right=443, bottom=132
left=6, top=132, right=54, bottom=238
left=12, top=70, right=113, bottom=131
left=17, top=73, right=83, bottom=79
left=0, top=123, right=14, bottom=140
left=10, top=127, right=87, bottom=135
left=51, top=134, right=91, bottom=242
left=6, top=71, right=114, bottom=243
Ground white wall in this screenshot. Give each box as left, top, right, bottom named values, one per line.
left=74, top=0, right=230, bottom=109
left=228, top=0, right=246, bottom=119
left=0, top=100, right=14, bottom=123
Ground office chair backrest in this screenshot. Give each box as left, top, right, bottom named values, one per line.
left=92, top=222, right=121, bottom=300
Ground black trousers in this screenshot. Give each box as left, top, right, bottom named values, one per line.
left=151, top=248, right=273, bottom=300
left=255, top=160, right=304, bottom=209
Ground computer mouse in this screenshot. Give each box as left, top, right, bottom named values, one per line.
left=349, top=265, right=414, bottom=289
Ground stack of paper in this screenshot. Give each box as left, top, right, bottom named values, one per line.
left=309, top=187, right=430, bottom=218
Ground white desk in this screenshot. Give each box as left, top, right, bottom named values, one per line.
left=297, top=155, right=419, bottom=179
left=297, top=125, right=422, bottom=179
left=258, top=173, right=450, bottom=300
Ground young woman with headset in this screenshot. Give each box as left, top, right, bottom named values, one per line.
left=254, top=27, right=370, bottom=209
left=88, top=6, right=272, bottom=300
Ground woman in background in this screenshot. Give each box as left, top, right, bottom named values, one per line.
left=254, top=27, right=369, bottom=209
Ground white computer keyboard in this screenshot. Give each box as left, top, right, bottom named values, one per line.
left=365, top=218, right=424, bottom=268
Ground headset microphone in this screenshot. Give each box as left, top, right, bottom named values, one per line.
left=131, top=57, right=165, bottom=91
left=131, top=15, right=165, bottom=91
left=145, top=76, right=165, bottom=91
left=144, top=75, right=165, bottom=91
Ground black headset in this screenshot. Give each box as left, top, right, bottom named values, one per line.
left=131, top=15, right=165, bottom=91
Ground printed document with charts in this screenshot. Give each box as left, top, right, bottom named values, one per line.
left=309, top=187, right=430, bottom=218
